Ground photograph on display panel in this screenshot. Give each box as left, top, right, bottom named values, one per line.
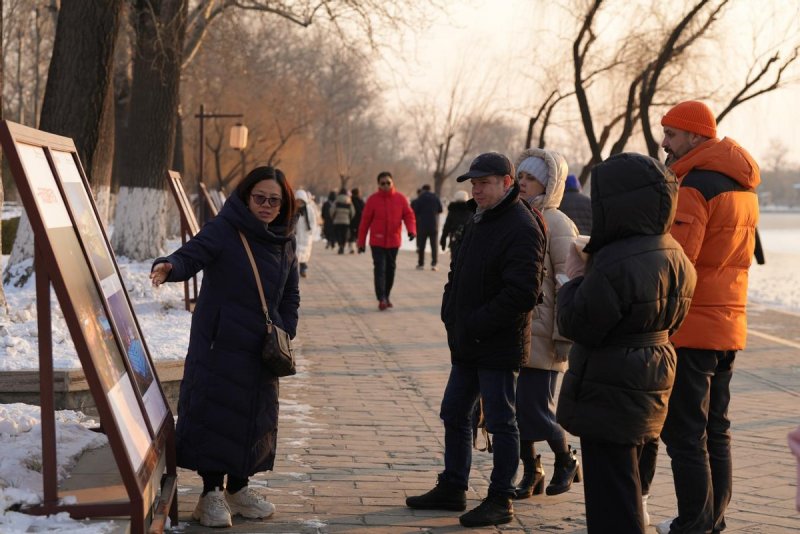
left=51, top=150, right=168, bottom=430
left=15, top=143, right=153, bottom=471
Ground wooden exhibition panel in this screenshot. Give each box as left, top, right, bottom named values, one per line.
left=166, top=171, right=199, bottom=312
left=0, top=120, right=177, bottom=533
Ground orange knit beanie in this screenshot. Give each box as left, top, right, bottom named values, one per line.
left=661, top=101, right=717, bottom=138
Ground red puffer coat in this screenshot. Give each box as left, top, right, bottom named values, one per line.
left=357, top=186, right=416, bottom=248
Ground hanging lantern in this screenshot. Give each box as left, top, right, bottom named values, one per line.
left=229, top=123, right=248, bottom=150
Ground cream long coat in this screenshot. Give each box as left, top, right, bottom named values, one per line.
left=515, top=148, right=579, bottom=372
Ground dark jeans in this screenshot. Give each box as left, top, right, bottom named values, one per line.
left=638, top=438, right=659, bottom=496
left=439, top=364, right=519, bottom=496
left=370, top=246, right=398, bottom=301
left=581, top=438, right=645, bottom=533
left=417, top=228, right=438, bottom=267
left=661, top=349, right=735, bottom=534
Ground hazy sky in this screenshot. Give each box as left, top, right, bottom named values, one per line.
left=380, top=0, right=800, bottom=169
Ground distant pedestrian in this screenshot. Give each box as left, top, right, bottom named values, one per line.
left=657, top=100, right=760, bottom=534
left=439, top=190, right=471, bottom=256
left=149, top=166, right=300, bottom=528
left=406, top=152, right=546, bottom=528
left=294, top=189, right=318, bottom=278
left=329, top=188, right=354, bottom=254
left=357, top=171, right=416, bottom=310
left=412, top=184, right=443, bottom=271
left=512, top=148, right=581, bottom=500
left=321, top=191, right=337, bottom=249
left=558, top=174, right=592, bottom=235
left=349, top=187, right=365, bottom=254
left=556, top=153, right=697, bottom=534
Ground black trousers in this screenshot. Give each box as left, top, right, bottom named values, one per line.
left=334, top=224, right=349, bottom=251
left=370, top=246, right=398, bottom=301
left=581, top=438, right=645, bottom=534
left=416, top=228, right=438, bottom=267
left=638, top=437, right=659, bottom=496
left=661, top=348, right=735, bottom=534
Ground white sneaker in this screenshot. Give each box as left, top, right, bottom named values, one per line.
left=225, top=486, right=276, bottom=519
left=192, top=490, right=232, bottom=528
left=655, top=516, right=676, bottom=534
left=642, top=494, right=650, bottom=526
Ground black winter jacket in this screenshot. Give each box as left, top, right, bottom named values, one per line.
left=155, top=193, right=300, bottom=476
left=556, top=153, right=696, bottom=445
left=441, top=184, right=546, bottom=369
left=440, top=201, right=472, bottom=253
left=412, top=190, right=443, bottom=234
left=558, top=189, right=593, bottom=235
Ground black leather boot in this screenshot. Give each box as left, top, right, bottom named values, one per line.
left=513, top=440, right=545, bottom=499
left=459, top=491, right=513, bottom=527
left=406, top=474, right=466, bottom=511
left=546, top=445, right=582, bottom=496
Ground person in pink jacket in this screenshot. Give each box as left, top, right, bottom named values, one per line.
left=357, top=171, right=416, bottom=310
left=790, top=426, right=800, bottom=512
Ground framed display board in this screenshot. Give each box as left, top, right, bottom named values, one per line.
left=166, top=171, right=199, bottom=312
left=198, top=182, right=220, bottom=217
left=0, top=120, right=177, bottom=533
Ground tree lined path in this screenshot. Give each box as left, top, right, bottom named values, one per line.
left=170, top=249, right=799, bottom=532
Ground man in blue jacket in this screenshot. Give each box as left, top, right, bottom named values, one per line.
left=406, top=152, right=546, bottom=527
left=411, top=184, right=443, bottom=270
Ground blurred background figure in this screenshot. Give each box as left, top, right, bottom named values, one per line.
left=321, top=190, right=337, bottom=249
left=294, top=189, right=318, bottom=278
left=440, top=190, right=471, bottom=257
left=412, top=184, right=443, bottom=271
left=349, top=187, right=365, bottom=254
left=329, top=188, right=355, bottom=254
left=558, top=174, right=592, bottom=235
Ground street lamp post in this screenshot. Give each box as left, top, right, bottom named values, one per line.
left=195, top=103, right=244, bottom=222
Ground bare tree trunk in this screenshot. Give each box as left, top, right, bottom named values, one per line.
left=16, top=26, right=23, bottom=122
left=5, top=0, right=122, bottom=287
left=112, top=0, right=187, bottom=261
left=0, top=0, right=7, bottom=311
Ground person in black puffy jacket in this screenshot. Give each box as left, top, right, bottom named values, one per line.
left=555, top=153, right=696, bottom=534
left=150, top=166, right=299, bottom=528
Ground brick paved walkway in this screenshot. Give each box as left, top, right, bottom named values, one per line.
left=174, top=250, right=800, bottom=533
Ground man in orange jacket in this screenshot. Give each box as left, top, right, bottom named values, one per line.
left=656, top=101, right=760, bottom=534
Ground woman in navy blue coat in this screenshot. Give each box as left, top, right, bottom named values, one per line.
left=150, top=166, right=299, bottom=527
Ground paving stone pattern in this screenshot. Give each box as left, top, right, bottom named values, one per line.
left=174, top=250, right=800, bottom=533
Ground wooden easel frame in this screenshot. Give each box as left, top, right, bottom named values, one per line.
left=0, top=120, right=177, bottom=533
left=166, top=171, right=199, bottom=312
left=198, top=182, right=219, bottom=217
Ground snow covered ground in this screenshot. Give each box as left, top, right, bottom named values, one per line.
left=0, top=209, right=798, bottom=531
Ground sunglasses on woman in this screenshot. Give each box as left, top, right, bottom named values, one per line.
left=251, top=194, right=282, bottom=207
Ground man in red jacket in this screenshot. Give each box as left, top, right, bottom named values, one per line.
left=357, top=171, right=416, bottom=310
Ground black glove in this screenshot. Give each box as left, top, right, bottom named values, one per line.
left=408, top=233, right=416, bottom=241
left=358, top=246, right=365, bottom=254
left=440, top=236, right=447, bottom=251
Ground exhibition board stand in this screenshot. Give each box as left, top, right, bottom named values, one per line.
left=0, top=120, right=177, bottom=533
left=198, top=182, right=220, bottom=217
left=166, top=171, right=199, bottom=312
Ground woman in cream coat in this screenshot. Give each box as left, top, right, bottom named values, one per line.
left=512, top=147, right=582, bottom=499
left=294, top=189, right=318, bottom=277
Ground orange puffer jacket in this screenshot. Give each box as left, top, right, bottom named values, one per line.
left=669, top=137, right=760, bottom=350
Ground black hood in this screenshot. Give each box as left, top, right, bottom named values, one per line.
left=584, top=153, right=677, bottom=254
